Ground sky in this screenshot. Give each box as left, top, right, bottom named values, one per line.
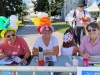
left=92, top=0, right=100, bottom=4
left=23, top=0, right=29, bottom=5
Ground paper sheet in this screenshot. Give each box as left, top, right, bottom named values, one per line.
left=80, top=56, right=100, bottom=64
left=0, top=57, right=14, bottom=65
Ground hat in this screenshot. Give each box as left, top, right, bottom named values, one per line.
left=0, top=15, right=22, bottom=38
left=77, top=0, right=87, bottom=7
left=31, top=12, right=54, bottom=34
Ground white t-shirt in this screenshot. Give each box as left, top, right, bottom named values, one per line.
left=33, top=36, right=58, bottom=51
left=66, top=9, right=91, bottom=27
left=61, top=46, right=74, bottom=56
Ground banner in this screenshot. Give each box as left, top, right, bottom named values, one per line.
left=77, top=67, right=100, bottom=75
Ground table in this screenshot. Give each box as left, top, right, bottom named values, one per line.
left=18, top=56, right=83, bottom=75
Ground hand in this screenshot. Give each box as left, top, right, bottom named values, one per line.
left=0, top=53, right=6, bottom=58
left=83, top=53, right=90, bottom=58
left=89, top=57, right=100, bottom=62
left=22, top=58, right=27, bottom=65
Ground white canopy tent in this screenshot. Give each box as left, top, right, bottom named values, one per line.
left=85, top=1, right=99, bottom=12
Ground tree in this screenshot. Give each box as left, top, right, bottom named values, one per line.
left=32, top=0, right=64, bottom=16
left=0, top=0, right=28, bottom=17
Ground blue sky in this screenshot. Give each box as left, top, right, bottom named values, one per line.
left=92, top=0, right=100, bottom=4
left=23, top=0, right=29, bottom=5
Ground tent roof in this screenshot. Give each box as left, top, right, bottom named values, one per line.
left=85, top=2, right=99, bottom=12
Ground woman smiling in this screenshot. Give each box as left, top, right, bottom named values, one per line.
left=79, top=22, right=100, bottom=62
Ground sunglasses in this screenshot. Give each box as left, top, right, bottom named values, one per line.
left=6, top=33, right=16, bottom=38
left=87, top=28, right=96, bottom=32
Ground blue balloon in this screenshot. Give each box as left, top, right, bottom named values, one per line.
left=5, top=21, right=10, bottom=28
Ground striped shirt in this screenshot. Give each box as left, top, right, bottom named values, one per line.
left=79, top=35, right=100, bottom=56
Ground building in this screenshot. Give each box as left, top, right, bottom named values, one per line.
left=28, top=0, right=38, bottom=20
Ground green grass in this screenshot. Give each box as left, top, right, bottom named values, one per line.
left=52, top=22, right=70, bottom=33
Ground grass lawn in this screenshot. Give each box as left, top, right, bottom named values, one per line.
left=52, top=22, right=70, bottom=34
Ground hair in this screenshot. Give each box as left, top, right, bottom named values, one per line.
left=63, top=38, right=76, bottom=48
left=86, top=22, right=99, bottom=31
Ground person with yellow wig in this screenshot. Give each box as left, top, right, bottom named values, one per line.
left=0, top=15, right=31, bottom=65
left=32, top=12, right=59, bottom=56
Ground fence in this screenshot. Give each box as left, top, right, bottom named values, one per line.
left=0, top=66, right=77, bottom=75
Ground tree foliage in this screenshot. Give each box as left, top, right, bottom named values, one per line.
left=0, top=0, right=28, bottom=17
left=32, top=0, right=64, bottom=16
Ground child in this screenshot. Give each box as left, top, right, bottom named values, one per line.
left=61, top=32, right=79, bottom=56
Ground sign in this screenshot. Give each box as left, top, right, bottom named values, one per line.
left=77, top=67, right=100, bottom=75
left=82, top=71, right=100, bottom=75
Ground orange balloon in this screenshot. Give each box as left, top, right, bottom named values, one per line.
left=39, top=17, right=51, bottom=26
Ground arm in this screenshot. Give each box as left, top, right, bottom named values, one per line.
left=67, top=10, right=81, bottom=22
left=44, top=46, right=59, bottom=56
left=20, top=38, right=31, bottom=59
left=79, top=36, right=90, bottom=58
left=32, top=47, right=38, bottom=56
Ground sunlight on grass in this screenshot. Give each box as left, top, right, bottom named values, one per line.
left=52, top=22, right=70, bottom=33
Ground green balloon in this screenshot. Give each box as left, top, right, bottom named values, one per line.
left=0, top=16, right=8, bottom=30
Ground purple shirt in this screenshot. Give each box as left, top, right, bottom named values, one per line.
left=79, top=35, right=100, bottom=56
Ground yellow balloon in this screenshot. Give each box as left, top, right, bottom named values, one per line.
left=8, top=26, right=17, bottom=32
left=31, top=18, right=40, bottom=26
left=1, top=28, right=7, bottom=38
left=16, top=21, right=22, bottom=25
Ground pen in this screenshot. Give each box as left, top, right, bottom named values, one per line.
left=2, top=50, right=6, bottom=55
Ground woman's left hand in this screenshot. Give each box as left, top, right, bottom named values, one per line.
left=22, top=58, right=27, bottom=65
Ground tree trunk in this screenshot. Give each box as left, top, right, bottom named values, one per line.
left=0, top=0, right=5, bottom=16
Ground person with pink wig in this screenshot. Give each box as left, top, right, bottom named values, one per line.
left=32, top=12, right=59, bottom=56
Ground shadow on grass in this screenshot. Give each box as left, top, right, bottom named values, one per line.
left=52, top=24, right=70, bottom=33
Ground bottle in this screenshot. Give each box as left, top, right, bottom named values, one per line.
left=47, top=61, right=54, bottom=75
left=12, top=55, right=23, bottom=66
left=38, top=47, right=44, bottom=66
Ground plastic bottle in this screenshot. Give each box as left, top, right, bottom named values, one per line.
left=38, top=47, right=44, bottom=66
left=12, top=55, right=23, bottom=66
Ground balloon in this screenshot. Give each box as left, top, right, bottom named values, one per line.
left=10, top=15, right=18, bottom=23
left=9, top=23, right=18, bottom=30
left=31, top=18, right=40, bottom=26
left=0, top=16, right=8, bottom=30
left=39, top=17, right=51, bottom=26
left=1, top=28, right=7, bottom=38
left=16, top=21, right=22, bottom=25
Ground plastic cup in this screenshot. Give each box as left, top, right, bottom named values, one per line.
left=83, top=58, right=89, bottom=67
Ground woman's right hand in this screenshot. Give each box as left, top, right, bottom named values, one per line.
left=0, top=53, right=6, bottom=58
left=83, top=53, right=90, bottom=58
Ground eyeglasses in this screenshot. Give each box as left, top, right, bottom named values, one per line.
left=6, top=33, right=16, bottom=38
left=43, top=30, right=51, bottom=32
left=87, top=28, right=96, bottom=32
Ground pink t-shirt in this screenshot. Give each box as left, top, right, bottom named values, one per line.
left=0, top=36, right=29, bottom=56
left=79, top=35, right=100, bottom=56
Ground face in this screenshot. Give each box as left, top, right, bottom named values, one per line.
left=42, top=27, right=52, bottom=37
left=5, top=31, right=16, bottom=43
left=87, top=26, right=99, bottom=38
left=78, top=6, right=84, bottom=12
